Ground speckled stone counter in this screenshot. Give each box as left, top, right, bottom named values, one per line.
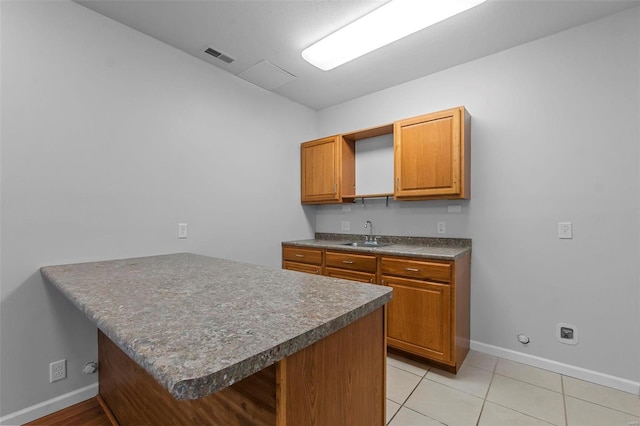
left=40, top=253, right=392, bottom=400
left=283, top=233, right=471, bottom=260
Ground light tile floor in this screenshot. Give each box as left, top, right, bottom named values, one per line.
left=386, top=351, right=640, bottom=426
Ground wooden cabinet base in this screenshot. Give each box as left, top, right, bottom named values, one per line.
left=387, top=346, right=466, bottom=374
left=98, top=308, right=385, bottom=425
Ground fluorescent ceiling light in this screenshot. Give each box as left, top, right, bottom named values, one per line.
left=302, top=0, right=486, bottom=71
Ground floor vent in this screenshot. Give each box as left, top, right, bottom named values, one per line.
left=204, top=47, right=235, bottom=64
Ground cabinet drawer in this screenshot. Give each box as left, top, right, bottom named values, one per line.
left=283, top=261, right=321, bottom=275
left=381, top=257, right=451, bottom=283
left=326, top=251, right=377, bottom=273
left=326, top=267, right=376, bottom=284
left=283, top=246, right=322, bottom=265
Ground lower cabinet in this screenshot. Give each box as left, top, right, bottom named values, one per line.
left=282, top=244, right=470, bottom=372
left=382, top=275, right=452, bottom=363
left=325, top=251, right=377, bottom=284
left=282, top=246, right=322, bottom=275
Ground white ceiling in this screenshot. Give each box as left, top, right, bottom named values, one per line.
left=75, top=0, right=640, bottom=110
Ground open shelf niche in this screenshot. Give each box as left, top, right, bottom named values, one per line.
left=342, top=124, right=394, bottom=207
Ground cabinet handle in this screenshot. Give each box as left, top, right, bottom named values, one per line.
left=342, top=260, right=354, bottom=264
left=381, top=280, right=385, bottom=285
left=315, top=270, right=320, bottom=274
left=405, top=267, right=419, bottom=272
left=396, top=177, right=399, bottom=190
left=369, top=278, right=374, bottom=283
left=295, top=254, right=304, bottom=258
left=334, top=183, right=337, bottom=194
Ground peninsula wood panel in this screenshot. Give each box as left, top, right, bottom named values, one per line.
left=98, top=309, right=386, bottom=425
left=277, top=308, right=385, bottom=426
left=98, top=331, right=277, bottom=426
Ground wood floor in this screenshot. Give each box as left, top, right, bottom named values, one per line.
left=25, top=397, right=114, bottom=426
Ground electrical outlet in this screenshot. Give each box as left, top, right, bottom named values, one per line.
left=558, top=222, right=572, bottom=239
left=341, top=221, right=350, bottom=231
left=556, top=323, right=578, bottom=345
left=50, top=359, right=66, bottom=382
left=178, top=223, right=188, bottom=239
left=437, top=222, right=446, bottom=234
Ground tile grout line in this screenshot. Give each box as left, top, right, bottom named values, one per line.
left=561, top=374, right=569, bottom=426
left=475, top=367, right=497, bottom=426
left=485, top=401, right=560, bottom=425
left=388, top=353, right=640, bottom=425
left=396, top=370, right=432, bottom=424
left=477, top=356, right=500, bottom=425
left=386, top=362, right=429, bottom=425
left=387, top=359, right=430, bottom=378
left=492, top=371, right=564, bottom=394
left=481, top=357, right=561, bottom=425
left=491, top=359, right=567, bottom=425
left=562, top=394, right=640, bottom=420
left=401, top=406, right=447, bottom=425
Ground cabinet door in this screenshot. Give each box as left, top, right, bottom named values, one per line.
left=394, top=107, right=466, bottom=199
left=301, top=136, right=340, bottom=203
left=301, top=136, right=355, bottom=204
left=382, top=275, right=452, bottom=363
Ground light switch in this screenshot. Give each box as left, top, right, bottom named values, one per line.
left=178, top=223, right=188, bottom=239
left=558, top=222, right=572, bottom=239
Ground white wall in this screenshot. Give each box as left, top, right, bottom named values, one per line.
left=0, top=0, right=316, bottom=417
left=2, top=1, right=639, bottom=420
left=317, top=8, right=640, bottom=386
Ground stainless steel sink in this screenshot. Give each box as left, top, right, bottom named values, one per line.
left=341, top=242, right=393, bottom=248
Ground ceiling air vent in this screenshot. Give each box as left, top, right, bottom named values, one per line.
left=204, top=47, right=235, bottom=64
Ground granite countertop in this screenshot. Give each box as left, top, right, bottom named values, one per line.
left=284, top=233, right=471, bottom=260
left=40, top=253, right=391, bottom=400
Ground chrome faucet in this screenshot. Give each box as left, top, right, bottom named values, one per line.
left=364, top=220, right=373, bottom=242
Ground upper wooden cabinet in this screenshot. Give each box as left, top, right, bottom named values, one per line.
left=301, top=136, right=355, bottom=204
left=394, top=107, right=470, bottom=200
left=300, top=106, right=470, bottom=204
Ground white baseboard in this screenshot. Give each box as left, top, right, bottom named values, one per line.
left=0, top=383, right=98, bottom=425
left=470, top=340, right=640, bottom=395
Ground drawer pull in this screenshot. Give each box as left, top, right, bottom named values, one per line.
left=295, top=254, right=305, bottom=258
left=405, top=267, right=420, bottom=272
left=342, top=260, right=355, bottom=264
left=369, top=278, right=373, bottom=283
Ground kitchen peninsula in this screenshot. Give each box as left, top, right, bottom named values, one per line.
left=41, top=253, right=392, bottom=425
